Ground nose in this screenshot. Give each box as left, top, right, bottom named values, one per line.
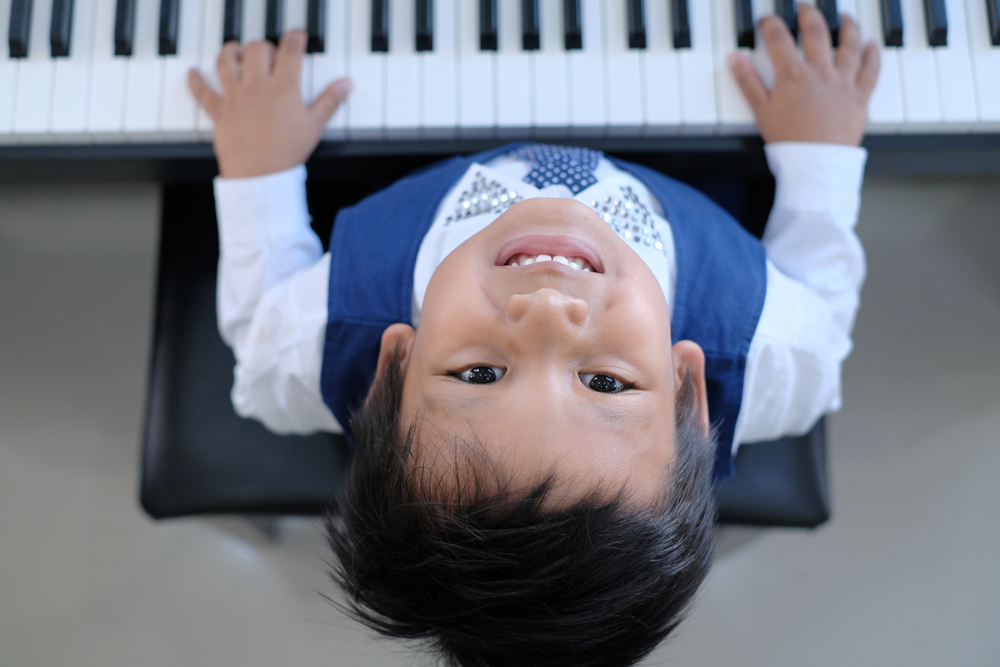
left=506, top=288, right=589, bottom=333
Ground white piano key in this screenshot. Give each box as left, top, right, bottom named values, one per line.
left=603, top=0, right=643, bottom=133
left=88, top=0, right=127, bottom=136
left=678, top=0, right=717, bottom=129
left=346, top=0, right=385, bottom=138
left=124, top=0, right=166, bottom=136
left=244, top=0, right=267, bottom=41
left=934, top=0, right=978, bottom=125
left=458, top=0, right=495, bottom=134
left=385, top=0, right=421, bottom=136
left=51, top=0, right=97, bottom=139
left=196, top=0, right=226, bottom=136
left=0, top=0, right=20, bottom=139
left=853, top=0, right=904, bottom=129
left=283, top=0, right=312, bottom=104
left=161, top=0, right=204, bottom=137
left=567, top=0, right=605, bottom=134
left=642, top=0, right=681, bottom=134
left=421, top=0, right=457, bottom=137
left=313, top=0, right=349, bottom=138
left=496, top=0, right=531, bottom=132
left=284, top=0, right=308, bottom=31
left=711, top=0, right=755, bottom=132
left=532, top=0, right=568, bottom=134
left=964, top=0, right=1000, bottom=124
left=13, top=0, right=55, bottom=138
left=898, top=0, right=943, bottom=126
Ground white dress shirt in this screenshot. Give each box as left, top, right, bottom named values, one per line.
left=214, top=143, right=867, bottom=453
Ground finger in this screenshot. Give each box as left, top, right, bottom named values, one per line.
left=187, top=69, right=223, bottom=120
left=798, top=3, right=834, bottom=70
left=760, top=15, right=801, bottom=79
left=728, top=52, right=769, bottom=116
left=834, top=12, right=862, bottom=76
left=855, top=41, right=881, bottom=101
left=275, top=29, right=307, bottom=83
left=242, top=40, right=276, bottom=82
left=217, top=41, right=242, bottom=93
left=309, top=77, right=354, bottom=127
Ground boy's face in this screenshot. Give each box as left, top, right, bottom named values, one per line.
left=380, top=198, right=708, bottom=504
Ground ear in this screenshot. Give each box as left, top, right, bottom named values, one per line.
left=672, top=340, right=710, bottom=434
left=376, top=323, right=417, bottom=379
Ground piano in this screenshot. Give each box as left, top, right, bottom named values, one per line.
left=3, top=0, right=1000, bottom=178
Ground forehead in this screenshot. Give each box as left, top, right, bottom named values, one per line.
left=407, top=382, right=676, bottom=504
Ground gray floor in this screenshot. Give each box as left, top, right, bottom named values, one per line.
left=1, top=174, right=998, bottom=666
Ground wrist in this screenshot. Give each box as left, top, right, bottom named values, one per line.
left=217, top=155, right=305, bottom=180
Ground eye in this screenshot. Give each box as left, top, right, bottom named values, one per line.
left=450, top=366, right=506, bottom=384
left=580, top=373, right=632, bottom=393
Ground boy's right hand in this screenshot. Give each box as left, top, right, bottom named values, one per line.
left=188, top=30, right=353, bottom=179
left=728, top=4, right=880, bottom=146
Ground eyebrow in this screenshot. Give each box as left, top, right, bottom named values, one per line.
left=423, top=391, right=653, bottom=431
left=587, top=402, right=653, bottom=430
left=423, top=391, right=492, bottom=415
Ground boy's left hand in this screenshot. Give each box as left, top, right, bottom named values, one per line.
left=188, top=30, right=353, bottom=179
left=728, top=4, right=880, bottom=146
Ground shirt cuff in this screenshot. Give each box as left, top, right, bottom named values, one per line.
left=765, top=142, right=867, bottom=217
left=214, top=164, right=310, bottom=247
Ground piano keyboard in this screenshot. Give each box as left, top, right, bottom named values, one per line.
left=3, top=0, right=1000, bottom=145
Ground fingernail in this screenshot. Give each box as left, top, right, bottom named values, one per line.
left=727, top=53, right=743, bottom=69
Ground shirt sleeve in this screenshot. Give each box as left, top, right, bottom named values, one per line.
left=733, top=142, right=867, bottom=446
left=214, top=165, right=342, bottom=435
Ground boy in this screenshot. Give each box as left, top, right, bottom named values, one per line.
left=189, top=6, right=878, bottom=666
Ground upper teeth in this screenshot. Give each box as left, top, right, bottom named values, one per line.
left=507, top=254, right=593, bottom=271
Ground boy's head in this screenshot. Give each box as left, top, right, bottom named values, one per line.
left=327, top=198, right=718, bottom=666
left=380, top=197, right=709, bottom=504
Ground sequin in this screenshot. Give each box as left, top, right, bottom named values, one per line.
left=447, top=173, right=523, bottom=226
left=588, top=185, right=670, bottom=259
left=507, top=145, right=601, bottom=194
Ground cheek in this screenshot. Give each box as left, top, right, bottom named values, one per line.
left=422, top=263, right=501, bottom=337
left=600, top=280, right=672, bottom=352
left=426, top=254, right=484, bottom=305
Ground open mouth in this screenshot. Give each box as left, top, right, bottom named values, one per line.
left=496, top=235, right=605, bottom=273
left=505, top=254, right=594, bottom=271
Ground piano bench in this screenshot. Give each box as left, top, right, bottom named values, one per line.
left=140, top=182, right=829, bottom=528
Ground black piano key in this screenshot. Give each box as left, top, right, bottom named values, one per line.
left=266, top=0, right=283, bottom=45
left=564, top=0, right=581, bottom=49
left=880, top=0, right=904, bottom=46
left=990, top=0, right=1000, bottom=46
left=735, top=0, right=754, bottom=48
left=627, top=0, right=645, bottom=49
left=114, top=0, right=135, bottom=56
left=307, top=0, right=324, bottom=52
left=479, top=0, right=497, bottom=50
left=371, top=0, right=388, bottom=51
left=923, top=0, right=947, bottom=46
left=671, top=0, right=690, bottom=48
left=416, top=0, right=433, bottom=51
left=775, top=0, right=798, bottom=37
left=522, top=0, right=539, bottom=49
left=50, top=0, right=74, bottom=57
left=223, top=0, right=242, bottom=43
left=8, top=0, right=33, bottom=58
left=159, top=0, right=180, bottom=55
left=816, top=0, right=840, bottom=46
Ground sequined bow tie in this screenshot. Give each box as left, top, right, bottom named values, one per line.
left=507, top=144, right=602, bottom=194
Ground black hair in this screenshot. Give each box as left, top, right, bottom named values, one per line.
left=325, top=350, right=718, bottom=667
